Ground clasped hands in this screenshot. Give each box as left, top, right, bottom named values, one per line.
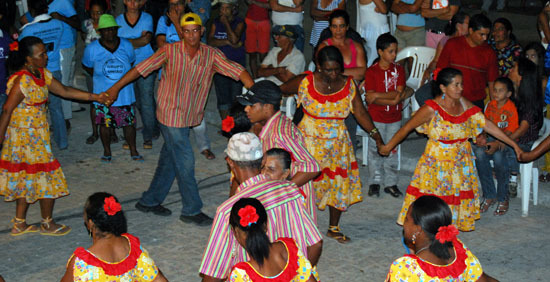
left=96, top=88, right=117, bottom=107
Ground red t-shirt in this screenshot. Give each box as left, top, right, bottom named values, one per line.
left=437, top=36, right=498, bottom=102
left=364, top=62, right=406, bottom=123
left=246, top=0, right=269, bottom=21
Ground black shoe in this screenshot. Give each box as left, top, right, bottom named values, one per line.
left=384, top=185, right=403, bottom=198
left=135, top=202, right=172, bottom=216
left=180, top=212, right=213, bottom=226
left=368, top=184, right=380, bottom=197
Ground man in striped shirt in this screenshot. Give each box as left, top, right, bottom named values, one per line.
left=200, top=133, right=323, bottom=282
left=105, top=13, right=254, bottom=226
left=236, top=80, right=321, bottom=223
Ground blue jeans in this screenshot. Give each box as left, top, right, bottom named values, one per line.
left=134, top=74, right=159, bottom=141
left=507, top=142, right=534, bottom=174
left=0, top=93, right=7, bottom=114
left=139, top=124, right=203, bottom=216
left=473, top=138, right=509, bottom=201
left=49, top=71, right=68, bottom=149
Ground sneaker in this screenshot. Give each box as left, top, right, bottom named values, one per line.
left=509, top=181, right=518, bottom=198
left=180, top=212, right=213, bottom=226
left=368, top=184, right=380, bottom=197
left=135, top=202, right=172, bottom=216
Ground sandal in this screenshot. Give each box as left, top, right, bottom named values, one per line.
left=539, top=173, right=549, bottom=183
left=10, top=217, right=39, bottom=236
left=201, top=149, right=216, bottom=160
left=494, top=201, right=509, bottom=216
left=131, top=155, right=144, bottom=162
left=480, top=198, right=496, bottom=213
left=86, top=135, right=99, bottom=144
left=100, top=155, right=112, bottom=163
left=143, top=140, right=153, bottom=149
left=122, top=142, right=129, bottom=150
left=327, top=225, right=351, bottom=244
left=40, top=217, right=71, bottom=236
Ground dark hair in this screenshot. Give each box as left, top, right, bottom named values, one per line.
left=523, top=42, right=546, bottom=77
left=84, top=192, right=127, bottom=236
left=493, top=17, right=516, bottom=41
left=445, top=11, right=469, bottom=36
left=227, top=103, right=252, bottom=137
left=513, top=58, right=544, bottom=126
left=317, top=46, right=344, bottom=73
left=6, top=36, right=44, bottom=74
left=265, top=148, right=291, bottom=171
left=410, top=196, right=453, bottom=260
left=233, top=159, right=263, bottom=170
left=468, top=13, right=491, bottom=31
left=88, top=0, right=108, bottom=12
left=494, top=77, right=515, bottom=97
left=376, top=32, right=397, bottom=52
left=432, top=67, right=462, bottom=97
left=229, top=198, right=270, bottom=266
left=30, top=0, right=49, bottom=15
left=329, top=9, right=350, bottom=27
left=314, top=27, right=364, bottom=65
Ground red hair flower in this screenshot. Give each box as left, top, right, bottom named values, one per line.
left=9, top=41, right=18, bottom=51
left=433, top=68, right=442, bottom=81
left=103, top=196, right=122, bottom=216
left=238, top=205, right=259, bottom=227
left=435, top=225, right=459, bottom=243
left=222, top=116, right=235, bottom=133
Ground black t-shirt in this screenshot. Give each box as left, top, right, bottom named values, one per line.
left=425, top=0, right=461, bottom=33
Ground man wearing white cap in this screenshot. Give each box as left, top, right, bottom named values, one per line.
left=105, top=13, right=254, bottom=226
left=200, top=133, right=322, bottom=282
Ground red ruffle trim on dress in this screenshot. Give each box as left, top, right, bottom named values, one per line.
left=406, top=186, right=474, bottom=206
left=73, top=233, right=142, bottom=276
left=425, top=100, right=481, bottom=124
left=306, top=72, right=352, bottom=104
left=10, top=69, right=46, bottom=87
left=231, top=237, right=299, bottom=281
left=404, top=239, right=467, bottom=278
left=0, top=159, right=61, bottom=173
left=314, top=162, right=358, bottom=182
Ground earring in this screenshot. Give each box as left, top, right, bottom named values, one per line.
left=442, top=93, right=446, bottom=100
left=411, top=232, right=418, bottom=245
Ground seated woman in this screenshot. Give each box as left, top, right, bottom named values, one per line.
left=228, top=198, right=317, bottom=281
left=488, top=17, right=523, bottom=77
left=61, top=192, right=168, bottom=282
left=386, top=195, right=497, bottom=282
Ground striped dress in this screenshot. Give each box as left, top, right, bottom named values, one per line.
left=309, top=0, right=344, bottom=47
left=199, top=174, right=322, bottom=280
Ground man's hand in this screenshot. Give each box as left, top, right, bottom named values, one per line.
left=476, top=133, right=487, bottom=147
left=97, top=92, right=109, bottom=105
left=168, top=8, right=181, bottom=25
left=485, top=141, right=500, bottom=155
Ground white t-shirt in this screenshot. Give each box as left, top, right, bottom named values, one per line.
left=271, top=0, right=303, bottom=26
left=261, top=46, right=305, bottom=85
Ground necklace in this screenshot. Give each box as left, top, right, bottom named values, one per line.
left=415, top=245, right=430, bottom=255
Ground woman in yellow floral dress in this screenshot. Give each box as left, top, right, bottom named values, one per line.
left=379, top=68, right=523, bottom=231
left=61, top=192, right=168, bottom=281
left=1, top=37, right=107, bottom=236
left=298, top=46, right=382, bottom=243
left=385, top=196, right=497, bottom=282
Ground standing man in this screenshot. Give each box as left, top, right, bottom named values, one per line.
left=237, top=80, right=321, bottom=222
left=105, top=13, right=254, bottom=226
left=437, top=13, right=498, bottom=108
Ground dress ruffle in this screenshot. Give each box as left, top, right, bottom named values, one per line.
left=404, top=239, right=468, bottom=279
left=425, top=100, right=481, bottom=124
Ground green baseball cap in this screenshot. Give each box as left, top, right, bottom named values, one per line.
left=97, top=14, right=120, bottom=30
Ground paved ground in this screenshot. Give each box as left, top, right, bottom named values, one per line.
left=2, top=1, right=550, bottom=281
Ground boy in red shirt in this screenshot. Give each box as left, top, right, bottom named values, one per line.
left=364, top=33, right=407, bottom=198
left=474, top=77, right=518, bottom=215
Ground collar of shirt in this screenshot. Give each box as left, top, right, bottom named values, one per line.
left=237, top=174, right=268, bottom=192
left=258, top=111, right=283, bottom=140
left=20, top=13, right=52, bottom=31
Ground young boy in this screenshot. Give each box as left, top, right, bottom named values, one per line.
left=474, top=77, right=518, bottom=216
left=364, top=33, right=406, bottom=198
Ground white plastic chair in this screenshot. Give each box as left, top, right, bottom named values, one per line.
left=357, top=126, right=401, bottom=170
left=396, top=46, right=436, bottom=118
left=519, top=118, right=550, bottom=217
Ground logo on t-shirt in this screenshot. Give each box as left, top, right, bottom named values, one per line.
left=432, top=0, right=448, bottom=9
left=497, top=114, right=509, bottom=129
left=102, top=58, right=126, bottom=80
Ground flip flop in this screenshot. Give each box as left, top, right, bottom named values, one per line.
left=40, top=217, right=71, bottom=236
left=327, top=225, right=351, bottom=244
left=10, top=218, right=39, bottom=237
left=201, top=149, right=216, bottom=160
left=101, top=156, right=112, bottom=163
left=131, top=155, right=144, bottom=162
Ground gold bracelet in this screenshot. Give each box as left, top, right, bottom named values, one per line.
left=368, top=128, right=379, bottom=137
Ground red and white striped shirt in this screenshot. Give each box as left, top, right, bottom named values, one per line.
left=136, top=41, right=244, bottom=128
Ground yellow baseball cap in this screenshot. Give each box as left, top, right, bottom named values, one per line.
left=97, top=14, right=120, bottom=30
left=180, top=12, right=202, bottom=27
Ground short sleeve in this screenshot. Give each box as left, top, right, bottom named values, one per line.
left=142, top=13, right=154, bottom=33
left=463, top=246, right=484, bottom=281
left=286, top=51, right=305, bottom=75
left=364, top=66, right=376, bottom=91
left=156, top=16, right=168, bottom=36
left=136, top=246, right=160, bottom=281
left=348, top=79, right=357, bottom=113
left=212, top=49, right=244, bottom=80
left=18, top=75, right=32, bottom=97
left=82, top=44, right=94, bottom=68
left=385, top=257, right=418, bottom=282
left=397, top=65, right=406, bottom=87
left=297, top=76, right=309, bottom=107
left=44, top=69, right=53, bottom=86
left=228, top=267, right=251, bottom=282
left=261, top=48, right=277, bottom=66
left=468, top=111, right=486, bottom=141
left=125, top=40, right=136, bottom=64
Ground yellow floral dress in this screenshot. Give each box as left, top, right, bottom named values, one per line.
left=0, top=69, right=68, bottom=203
left=397, top=100, right=485, bottom=232
left=228, top=237, right=315, bottom=282
left=69, top=233, right=160, bottom=281
left=385, top=239, right=483, bottom=281
left=297, top=72, right=362, bottom=211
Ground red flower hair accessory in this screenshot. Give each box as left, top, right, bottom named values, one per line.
left=9, top=41, right=18, bottom=51
left=238, top=205, right=259, bottom=227
left=222, top=116, right=235, bottom=133
left=435, top=224, right=459, bottom=243
left=433, top=68, right=442, bottom=81
left=103, top=196, right=122, bottom=216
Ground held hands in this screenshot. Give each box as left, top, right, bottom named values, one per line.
left=378, top=144, right=390, bottom=156
left=513, top=145, right=525, bottom=162
left=96, top=92, right=110, bottom=105
left=484, top=141, right=500, bottom=155
left=103, top=88, right=118, bottom=106
left=475, top=133, right=487, bottom=147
